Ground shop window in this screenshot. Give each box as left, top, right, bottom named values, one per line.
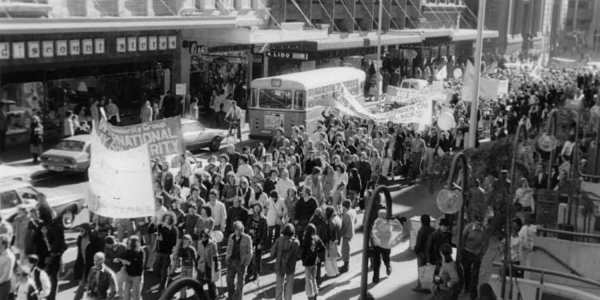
left=294, top=91, right=306, bottom=110
left=258, top=89, right=292, bottom=109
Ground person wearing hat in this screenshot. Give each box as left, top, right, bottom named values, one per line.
left=426, top=218, right=452, bottom=268
left=24, top=254, right=51, bottom=300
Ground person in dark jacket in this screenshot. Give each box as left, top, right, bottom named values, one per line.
left=246, top=203, right=267, bottom=282
left=301, top=223, right=325, bottom=300
left=37, top=203, right=71, bottom=300
left=226, top=197, right=249, bottom=238
left=309, top=208, right=328, bottom=285
left=304, top=150, right=322, bottom=175
left=85, top=252, right=117, bottom=300
left=357, top=152, right=372, bottom=197
left=271, top=223, right=301, bottom=300
left=153, top=213, right=178, bottom=292
left=120, top=236, right=144, bottom=300
left=413, top=214, right=435, bottom=293
left=347, top=168, right=362, bottom=206
left=73, top=224, right=106, bottom=300
left=295, top=190, right=318, bottom=244
left=426, top=218, right=452, bottom=267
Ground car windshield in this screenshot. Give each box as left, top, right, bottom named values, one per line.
left=55, top=140, right=85, bottom=152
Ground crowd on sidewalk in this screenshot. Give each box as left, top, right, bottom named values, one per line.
left=1, top=53, right=600, bottom=300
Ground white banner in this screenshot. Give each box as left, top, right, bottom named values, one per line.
left=462, top=60, right=509, bottom=101
left=375, top=98, right=432, bottom=125
left=88, top=135, right=155, bottom=218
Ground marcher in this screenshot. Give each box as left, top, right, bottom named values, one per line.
left=13, top=264, right=38, bottom=300
left=246, top=203, right=268, bottom=282
left=153, top=213, right=178, bottom=292
left=414, top=214, right=435, bottom=293
left=25, top=254, right=51, bottom=300
left=225, top=221, right=253, bottom=300
left=339, top=200, right=356, bottom=273
left=30, top=115, right=44, bottom=163
left=433, top=244, right=460, bottom=300
left=0, top=234, right=16, bottom=300
left=301, top=223, right=325, bottom=300
left=461, top=217, right=486, bottom=300
left=371, top=209, right=392, bottom=283
left=121, top=236, right=144, bottom=300
left=271, top=223, right=301, bottom=300
left=103, top=236, right=127, bottom=298
left=197, top=229, right=219, bottom=300
left=85, top=252, right=118, bottom=300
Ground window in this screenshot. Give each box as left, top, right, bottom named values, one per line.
left=0, top=190, right=21, bottom=210
left=258, top=89, right=293, bottom=109
left=55, top=140, right=85, bottom=152
left=15, top=187, right=40, bottom=202
left=294, top=91, right=306, bottom=110
left=250, top=88, right=259, bottom=108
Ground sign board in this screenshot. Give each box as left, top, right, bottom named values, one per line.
left=375, top=98, right=433, bottom=125
left=267, top=50, right=309, bottom=60
left=175, top=83, right=187, bottom=96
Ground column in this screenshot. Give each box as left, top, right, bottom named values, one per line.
left=174, top=32, right=190, bottom=104
left=263, top=54, right=269, bottom=77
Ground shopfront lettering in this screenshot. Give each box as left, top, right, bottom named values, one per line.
left=138, top=37, right=147, bottom=51
left=82, top=39, right=93, bottom=55
left=12, top=42, right=25, bottom=59
left=116, top=38, right=126, bottom=53
left=267, top=50, right=309, bottom=61
left=168, top=36, right=177, bottom=49
left=94, top=38, right=105, bottom=54
left=159, top=36, right=167, bottom=50
left=27, top=41, right=40, bottom=58
left=182, top=40, right=206, bottom=56
left=56, top=40, right=67, bottom=56
left=127, top=37, right=137, bottom=52
left=42, top=41, right=54, bottom=57
left=69, top=40, right=80, bottom=56
left=148, top=36, right=157, bottom=50
left=0, top=43, right=9, bottom=59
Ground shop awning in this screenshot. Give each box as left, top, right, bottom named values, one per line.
left=311, top=31, right=424, bottom=51
left=451, top=29, right=500, bottom=41
left=183, top=27, right=331, bottom=46
left=0, top=16, right=238, bottom=35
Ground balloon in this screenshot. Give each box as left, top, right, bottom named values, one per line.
left=210, top=230, right=224, bottom=243
left=438, top=111, right=456, bottom=131
left=436, top=188, right=463, bottom=214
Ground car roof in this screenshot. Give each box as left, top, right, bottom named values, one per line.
left=61, top=134, right=92, bottom=143
left=0, top=179, right=32, bottom=192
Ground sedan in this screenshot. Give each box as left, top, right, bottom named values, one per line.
left=41, top=135, right=91, bottom=173
left=181, top=118, right=228, bottom=152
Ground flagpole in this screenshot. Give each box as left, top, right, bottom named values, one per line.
left=467, top=0, right=486, bottom=149
left=376, top=0, right=383, bottom=105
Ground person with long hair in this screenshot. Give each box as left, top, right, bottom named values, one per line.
left=271, top=223, right=300, bottom=300
left=121, top=236, right=144, bottom=300
left=433, top=243, right=459, bottom=300
left=301, top=223, right=325, bottom=300
left=323, top=206, right=341, bottom=278
left=29, top=115, right=44, bottom=163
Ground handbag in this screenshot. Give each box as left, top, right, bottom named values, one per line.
left=419, top=264, right=436, bottom=291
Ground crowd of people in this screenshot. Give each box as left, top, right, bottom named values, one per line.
left=2, top=51, right=600, bottom=300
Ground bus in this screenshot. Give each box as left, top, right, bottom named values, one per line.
left=248, top=67, right=366, bottom=138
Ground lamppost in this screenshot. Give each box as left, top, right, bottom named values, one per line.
left=360, top=185, right=393, bottom=300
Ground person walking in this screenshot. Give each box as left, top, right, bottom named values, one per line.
left=301, top=223, right=325, bottom=300
left=371, top=209, right=392, bottom=283
left=339, top=200, right=356, bottom=273
left=324, top=206, right=341, bottom=278
left=433, top=244, right=460, bottom=300
left=105, top=98, right=120, bottom=125
left=197, top=229, right=219, bottom=300
left=414, top=214, right=435, bottom=293
left=139, top=100, right=153, bottom=123
left=460, top=218, right=486, bottom=300
left=103, top=236, right=127, bottom=298
left=29, top=115, right=44, bottom=164
left=225, top=221, right=253, bottom=300
left=63, top=111, right=75, bottom=137
left=121, top=236, right=144, bottom=300
left=266, top=191, right=287, bottom=249
left=85, top=252, right=118, bottom=300
left=245, top=203, right=267, bottom=282
left=12, top=264, right=38, bottom=300
left=0, top=234, right=16, bottom=300
left=25, top=255, right=51, bottom=300
left=153, top=213, right=178, bottom=292
left=271, top=223, right=301, bottom=300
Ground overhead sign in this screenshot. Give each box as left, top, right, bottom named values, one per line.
left=95, top=117, right=184, bottom=159
left=88, top=134, right=155, bottom=218
left=175, top=83, right=187, bottom=96
left=375, top=98, right=433, bottom=125
left=267, top=50, right=309, bottom=60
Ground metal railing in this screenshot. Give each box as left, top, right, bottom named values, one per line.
left=492, top=261, right=600, bottom=289
left=537, top=227, right=600, bottom=243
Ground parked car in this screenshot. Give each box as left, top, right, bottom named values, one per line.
left=181, top=118, right=228, bottom=152
left=40, top=135, right=91, bottom=173
left=0, top=178, right=85, bottom=227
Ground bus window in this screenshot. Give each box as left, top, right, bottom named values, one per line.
left=250, top=88, right=259, bottom=107
left=259, top=89, right=292, bottom=109
left=294, top=91, right=305, bottom=110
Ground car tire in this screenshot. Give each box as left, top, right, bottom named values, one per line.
left=209, top=136, right=222, bottom=152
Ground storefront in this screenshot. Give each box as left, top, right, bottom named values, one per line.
left=0, top=30, right=179, bottom=147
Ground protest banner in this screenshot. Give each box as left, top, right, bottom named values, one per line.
left=375, top=98, right=432, bottom=125
left=88, top=134, right=155, bottom=218
left=95, top=117, right=184, bottom=160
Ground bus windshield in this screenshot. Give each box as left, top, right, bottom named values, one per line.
left=259, top=89, right=292, bottom=109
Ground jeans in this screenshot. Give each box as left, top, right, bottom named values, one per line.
left=460, top=249, right=482, bottom=300
left=226, top=260, right=246, bottom=300
left=248, top=246, right=262, bottom=277
left=155, top=253, right=171, bottom=290
left=304, top=266, right=318, bottom=298
left=115, top=269, right=126, bottom=297
left=45, top=254, right=61, bottom=300
left=341, top=237, right=352, bottom=264
left=267, top=225, right=280, bottom=249
left=0, top=281, right=11, bottom=300
left=275, top=272, right=295, bottom=300
left=199, top=267, right=217, bottom=300
left=122, top=275, right=142, bottom=300
left=372, top=246, right=391, bottom=282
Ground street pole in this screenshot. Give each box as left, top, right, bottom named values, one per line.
left=467, top=0, right=486, bottom=149
left=376, top=0, right=383, bottom=104
left=506, top=0, right=514, bottom=50
left=572, top=0, right=579, bottom=31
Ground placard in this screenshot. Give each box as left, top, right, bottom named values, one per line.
left=42, top=41, right=54, bottom=58
left=56, top=40, right=68, bottom=56
left=82, top=39, right=93, bottom=55
left=168, top=35, right=177, bottom=49
left=138, top=37, right=147, bottom=51
left=12, top=42, right=25, bottom=59
left=0, top=43, right=9, bottom=59
left=27, top=41, right=40, bottom=58
left=69, top=40, right=80, bottom=56
left=148, top=36, right=157, bottom=50
left=94, top=38, right=105, bottom=54
left=116, top=37, right=126, bottom=53
left=158, top=36, right=168, bottom=50
left=127, top=37, right=137, bottom=52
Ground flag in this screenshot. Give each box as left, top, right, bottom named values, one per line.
left=461, top=60, right=476, bottom=102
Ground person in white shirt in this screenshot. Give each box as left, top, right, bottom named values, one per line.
left=140, top=100, right=153, bottom=123
left=518, top=215, right=537, bottom=267
left=207, top=189, right=227, bottom=232
left=275, top=169, right=295, bottom=201
left=225, top=102, right=243, bottom=139
left=63, top=111, right=75, bottom=137
left=25, top=254, right=51, bottom=300
left=0, top=234, right=16, bottom=299
left=105, top=98, right=120, bottom=125
left=236, top=155, right=254, bottom=179
left=265, top=191, right=287, bottom=249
